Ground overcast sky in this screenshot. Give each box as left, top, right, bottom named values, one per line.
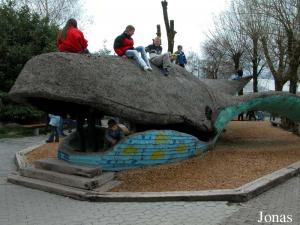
left=80, top=0, right=230, bottom=54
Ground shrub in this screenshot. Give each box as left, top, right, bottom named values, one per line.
left=0, top=103, right=45, bottom=124
left=0, top=1, right=58, bottom=123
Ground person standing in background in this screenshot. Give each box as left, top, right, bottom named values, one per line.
left=175, top=45, right=187, bottom=68
left=46, top=114, right=61, bottom=143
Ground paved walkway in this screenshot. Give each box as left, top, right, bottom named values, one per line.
left=0, top=135, right=46, bottom=176
left=218, top=175, right=300, bottom=225
left=0, top=136, right=299, bottom=225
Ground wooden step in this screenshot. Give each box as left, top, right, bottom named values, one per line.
left=7, top=173, right=89, bottom=200
left=34, top=158, right=102, bottom=178
left=93, top=180, right=123, bottom=192
left=20, top=167, right=114, bottom=190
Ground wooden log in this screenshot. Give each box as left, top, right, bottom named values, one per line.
left=34, top=158, right=102, bottom=178
left=20, top=167, right=114, bottom=190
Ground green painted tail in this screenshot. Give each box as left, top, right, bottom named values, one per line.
left=210, top=92, right=300, bottom=146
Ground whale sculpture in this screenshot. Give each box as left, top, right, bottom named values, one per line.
left=9, top=52, right=300, bottom=170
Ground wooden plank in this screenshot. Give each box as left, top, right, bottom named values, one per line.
left=93, top=180, right=122, bottom=192
left=21, top=123, right=47, bottom=136
left=34, top=158, right=102, bottom=178
left=7, top=173, right=89, bottom=200
left=20, top=167, right=114, bottom=190
left=22, top=123, right=47, bottom=128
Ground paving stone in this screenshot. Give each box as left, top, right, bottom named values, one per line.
left=1, top=137, right=300, bottom=225
left=0, top=176, right=7, bottom=185
left=218, top=174, right=300, bottom=225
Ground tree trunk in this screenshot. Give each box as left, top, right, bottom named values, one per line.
left=285, top=40, right=299, bottom=130
left=214, top=68, right=218, bottom=79
left=252, top=37, right=259, bottom=92
left=261, top=36, right=288, bottom=92
left=287, top=52, right=300, bottom=94
left=161, top=0, right=177, bottom=53
left=156, top=24, right=161, bottom=37
left=289, top=76, right=298, bottom=94
left=274, top=79, right=284, bottom=91
left=232, top=51, right=242, bottom=71
left=253, top=76, right=258, bottom=92
left=285, top=30, right=300, bottom=94
left=232, top=52, right=243, bottom=95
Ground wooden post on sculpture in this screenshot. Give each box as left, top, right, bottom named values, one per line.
left=161, top=0, right=177, bottom=53
left=170, top=20, right=175, bottom=52
left=156, top=24, right=161, bottom=37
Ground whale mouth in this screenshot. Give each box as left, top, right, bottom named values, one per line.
left=24, top=96, right=215, bottom=142
left=26, top=97, right=91, bottom=116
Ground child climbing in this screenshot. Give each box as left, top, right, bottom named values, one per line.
left=104, top=119, right=125, bottom=148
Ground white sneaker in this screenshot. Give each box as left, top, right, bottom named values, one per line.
left=143, top=66, right=148, bottom=71
left=147, top=67, right=153, bottom=71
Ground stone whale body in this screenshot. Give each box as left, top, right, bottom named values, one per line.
left=9, top=52, right=249, bottom=134
left=9, top=53, right=300, bottom=170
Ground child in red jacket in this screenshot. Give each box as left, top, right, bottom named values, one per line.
left=114, top=25, right=152, bottom=71
left=57, top=18, right=89, bottom=53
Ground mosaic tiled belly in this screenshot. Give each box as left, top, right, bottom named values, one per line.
left=58, top=130, right=209, bottom=171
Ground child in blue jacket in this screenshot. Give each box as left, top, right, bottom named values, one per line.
left=175, top=45, right=187, bottom=68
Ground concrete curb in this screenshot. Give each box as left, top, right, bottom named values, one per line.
left=13, top=147, right=300, bottom=202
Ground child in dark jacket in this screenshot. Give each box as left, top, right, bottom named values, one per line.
left=105, top=119, right=124, bottom=148
left=145, top=36, right=172, bottom=76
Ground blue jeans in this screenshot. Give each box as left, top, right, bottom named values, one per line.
left=125, top=46, right=151, bottom=69
left=59, top=117, right=65, bottom=135
left=48, top=125, right=59, bottom=141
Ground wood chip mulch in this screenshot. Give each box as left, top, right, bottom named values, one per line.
left=25, top=121, right=300, bottom=192
left=112, top=121, right=300, bottom=192
left=26, top=142, right=59, bottom=164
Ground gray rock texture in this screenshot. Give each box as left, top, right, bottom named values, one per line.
left=8, top=53, right=247, bottom=133
left=10, top=52, right=300, bottom=137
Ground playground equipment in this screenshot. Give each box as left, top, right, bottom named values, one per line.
left=9, top=53, right=300, bottom=171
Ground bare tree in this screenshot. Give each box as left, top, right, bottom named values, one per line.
left=259, top=0, right=300, bottom=93
left=200, top=39, right=225, bottom=79
left=161, top=0, right=176, bottom=53
left=261, top=23, right=289, bottom=91
left=207, top=9, right=247, bottom=78
left=232, top=0, right=266, bottom=92
left=18, top=0, right=83, bottom=25
left=186, top=51, right=202, bottom=78
left=254, top=0, right=300, bottom=130
left=97, top=39, right=112, bottom=56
